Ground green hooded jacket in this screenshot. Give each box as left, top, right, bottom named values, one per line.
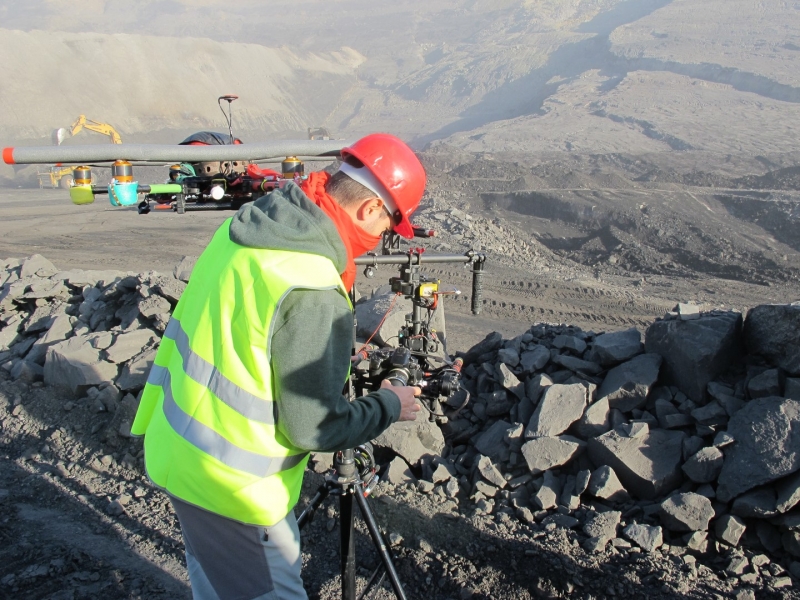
left=228, top=181, right=401, bottom=451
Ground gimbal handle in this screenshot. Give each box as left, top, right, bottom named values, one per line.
left=354, top=250, right=486, bottom=315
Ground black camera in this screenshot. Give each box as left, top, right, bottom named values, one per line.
left=351, top=239, right=485, bottom=417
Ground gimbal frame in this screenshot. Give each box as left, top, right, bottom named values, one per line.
left=297, top=239, right=486, bottom=599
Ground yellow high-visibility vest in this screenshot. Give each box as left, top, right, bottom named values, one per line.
left=131, top=218, right=348, bottom=526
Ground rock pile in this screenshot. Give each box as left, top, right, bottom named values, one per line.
left=372, top=295, right=800, bottom=586
left=3, top=253, right=800, bottom=590
left=0, top=255, right=198, bottom=433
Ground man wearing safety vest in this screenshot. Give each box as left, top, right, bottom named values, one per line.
left=131, top=133, right=426, bottom=599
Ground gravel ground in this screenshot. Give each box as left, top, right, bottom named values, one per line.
left=2, top=374, right=796, bottom=600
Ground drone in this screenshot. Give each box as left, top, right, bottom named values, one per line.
left=2, top=95, right=347, bottom=214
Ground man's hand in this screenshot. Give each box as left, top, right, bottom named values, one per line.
left=380, top=379, right=422, bottom=421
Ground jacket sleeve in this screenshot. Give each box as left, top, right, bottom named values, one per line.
left=269, top=288, right=401, bottom=452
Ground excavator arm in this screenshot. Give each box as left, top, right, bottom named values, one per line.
left=68, top=115, right=122, bottom=144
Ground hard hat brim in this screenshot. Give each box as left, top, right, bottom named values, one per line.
left=394, top=217, right=415, bottom=239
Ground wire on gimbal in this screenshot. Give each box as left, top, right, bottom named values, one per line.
left=355, top=292, right=402, bottom=355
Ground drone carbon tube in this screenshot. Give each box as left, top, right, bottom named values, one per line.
left=1, top=140, right=350, bottom=165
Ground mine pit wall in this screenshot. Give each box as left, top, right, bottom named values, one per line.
left=480, top=189, right=800, bottom=284
left=715, top=194, right=800, bottom=254
left=480, top=190, right=633, bottom=229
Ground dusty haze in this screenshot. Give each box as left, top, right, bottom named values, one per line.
left=1, top=0, right=799, bottom=162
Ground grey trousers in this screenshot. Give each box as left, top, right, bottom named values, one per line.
left=171, top=497, right=308, bottom=600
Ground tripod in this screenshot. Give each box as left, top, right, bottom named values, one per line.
left=297, top=446, right=408, bottom=600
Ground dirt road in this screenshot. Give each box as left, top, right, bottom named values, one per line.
left=4, top=188, right=794, bottom=357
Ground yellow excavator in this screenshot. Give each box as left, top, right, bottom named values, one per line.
left=39, top=116, right=123, bottom=188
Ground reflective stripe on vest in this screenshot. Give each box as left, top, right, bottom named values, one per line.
left=158, top=318, right=275, bottom=424
left=148, top=364, right=306, bottom=477
left=131, top=218, right=350, bottom=526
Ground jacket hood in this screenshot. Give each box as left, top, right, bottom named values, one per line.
left=228, top=182, right=348, bottom=274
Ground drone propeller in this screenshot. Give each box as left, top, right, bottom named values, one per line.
left=2, top=140, right=350, bottom=165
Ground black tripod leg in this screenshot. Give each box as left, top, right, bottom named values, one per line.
left=297, top=483, right=331, bottom=530
left=341, top=490, right=357, bottom=600
left=355, top=492, right=407, bottom=600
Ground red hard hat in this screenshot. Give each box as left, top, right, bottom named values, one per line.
left=340, top=133, right=426, bottom=239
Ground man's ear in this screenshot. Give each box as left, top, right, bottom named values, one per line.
left=356, top=197, right=385, bottom=222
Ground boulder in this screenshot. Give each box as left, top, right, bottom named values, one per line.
left=497, top=348, right=520, bottom=367
left=744, top=304, right=800, bottom=376
left=0, top=278, right=38, bottom=310
left=675, top=303, right=701, bottom=320
left=116, top=348, right=157, bottom=391
left=520, top=345, right=550, bottom=373
left=552, top=334, right=587, bottom=354
left=682, top=447, right=724, bottom=483
left=431, top=462, right=455, bottom=484
left=573, top=397, right=611, bottom=439
left=586, top=328, right=643, bottom=366
left=574, top=469, right=591, bottom=495
left=43, top=336, right=119, bottom=395
left=137, top=295, right=172, bottom=319
left=10, top=360, right=43, bottom=382
left=385, top=457, right=417, bottom=486
left=373, top=407, right=445, bottom=466
left=551, top=354, right=602, bottom=376
left=716, top=398, right=800, bottom=502
left=495, top=363, right=524, bottom=399
left=588, top=428, right=685, bottom=500
left=481, top=390, right=514, bottom=417
left=526, top=383, right=588, bottom=437
left=173, top=256, right=198, bottom=282
left=623, top=523, right=663, bottom=552
left=691, top=401, right=728, bottom=426
left=597, top=353, right=662, bottom=412
left=477, top=456, right=506, bottom=488
left=19, top=254, right=58, bottom=278
left=462, top=332, right=503, bottom=365
left=24, top=302, right=67, bottom=334
left=659, top=492, right=714, bottom=532
left=24, top=280, right=68, bottom=300
left=473, top=420, right=512, bottom=463
left=0, top=321, right=21, bottom=351
left=748, top=369, right=782, bottom=399
left=731, top=488, right=778, bottom=518
left=26, top=314, right=74, bottom=364
left=715, top=515, right=746, bottom=546
left=645, top=311, right=743, bottom=401
left=776, top=470, right=800, bottom=513
left=583, top=511, right=621, bottom=545
left=520, top=435, right=585, bottom=475
left=533, top=470, right=560, bottom=510
left=151, top=276, right=186, bottom=304
left=105, top=330, right=159, bottom=364
left=587, top=465, right=629, bottom=502
left=524, top=372, right=553, bottom=403
left=96, top=381, right=120, bottom=408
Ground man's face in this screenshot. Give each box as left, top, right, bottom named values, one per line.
left=359, top=198, right=395, bottom=238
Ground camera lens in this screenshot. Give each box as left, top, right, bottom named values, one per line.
left=385, top=367, right=410, bottom=387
